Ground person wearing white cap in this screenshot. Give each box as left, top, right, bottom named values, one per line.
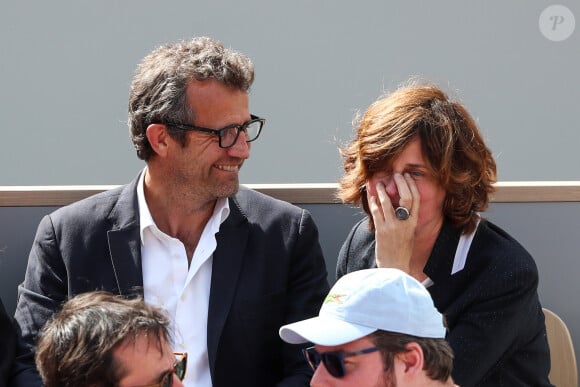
left=279, top=268, right=457, bottom=387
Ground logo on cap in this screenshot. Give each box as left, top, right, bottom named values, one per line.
left=323, top=293, right=347, bottom=304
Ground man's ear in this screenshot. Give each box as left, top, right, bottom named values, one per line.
left=396, top=342, right=425, bottom=376
left=146, top=124, right=170, bottom=157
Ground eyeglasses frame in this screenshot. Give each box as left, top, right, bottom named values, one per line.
left=303, top=346, right=379, bottom=378
left=162, top=114, right=265, bottom=148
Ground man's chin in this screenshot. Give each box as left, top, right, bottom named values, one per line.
left=214, top=181, right=239, bottom=198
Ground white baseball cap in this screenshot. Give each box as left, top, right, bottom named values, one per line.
left=279, top=268, right=445, bottom=346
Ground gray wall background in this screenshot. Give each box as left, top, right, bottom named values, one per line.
left=1, top=1, right=579, bottom=185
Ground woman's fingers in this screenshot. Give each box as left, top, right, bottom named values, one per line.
left=369, top=176, right=420, bottom=224
left=368, top=191, right=384, bottom=224
left=375, top=181, right=394, bottom=221
left=401, top=173, right=420, bottom=220
left=394, top=173, right=412, bottom=210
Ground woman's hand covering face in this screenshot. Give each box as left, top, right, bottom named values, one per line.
left=367, top=172, right=420, bottom=272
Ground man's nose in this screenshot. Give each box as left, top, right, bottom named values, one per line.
left=226, top=132, right=251, bottom=158
left=310, top=364, right=332, bottom=387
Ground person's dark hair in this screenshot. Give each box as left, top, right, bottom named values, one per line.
left=338, top=81, right=497, bottom=233
left=368, top=330, right=454, bottom=382
left=35, top=291, right=171, bottom=387
left=128, top=36, right=255, bottom=161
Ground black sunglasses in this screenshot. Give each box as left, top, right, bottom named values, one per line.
left=163, top=114, right=265, bottom=148
left=138, top=352, right=187, bottom=387
left=303, top=346, right=379, bottom=378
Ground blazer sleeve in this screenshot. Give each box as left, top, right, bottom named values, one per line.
left=336, top=222, right=355, bottom=280
left=11, top=215, right=67, bottom=387
left=336, top=218, right=376, bottom=281
left=276, top=209, right=330, bottom=387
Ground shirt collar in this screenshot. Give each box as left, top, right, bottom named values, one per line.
left=136, top=167, right=230, bottom=242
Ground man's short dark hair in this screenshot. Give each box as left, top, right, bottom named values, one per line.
left=35, top=291, right=170, bottom=387
left=128, top=36, right=255, bottom=160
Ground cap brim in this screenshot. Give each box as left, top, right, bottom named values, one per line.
left=279, top=315, right=377, bottom=346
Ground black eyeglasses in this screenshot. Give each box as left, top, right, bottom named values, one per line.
left=164, top=114, right=265, bottom=148
left=303, top=346, right=379, bottom=378
left=137, top=352, right=187, bottom=387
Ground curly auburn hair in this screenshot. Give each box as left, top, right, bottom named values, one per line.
left=338, top=82, right=497, bottom=233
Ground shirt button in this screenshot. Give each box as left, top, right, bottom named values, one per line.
left=180, top=294, right=187, bottom=302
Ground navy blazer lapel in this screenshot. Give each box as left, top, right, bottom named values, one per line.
left=107, top=177, right=144, bottom=296
left=207, top=197, right=248, bottom=377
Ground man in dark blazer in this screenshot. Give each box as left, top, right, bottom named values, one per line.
left=11, top=37, right=329, bottom=387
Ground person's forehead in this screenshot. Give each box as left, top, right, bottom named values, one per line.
left=185, top=79, right=249, bottom=125
left=114, top=334, right=173, bottom=385
left=116, top=333, right=168, bottom=355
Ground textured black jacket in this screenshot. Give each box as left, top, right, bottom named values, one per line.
left=337, top=217, right=552, bottom=387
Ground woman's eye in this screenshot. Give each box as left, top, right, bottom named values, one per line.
left=409, top=170, right=424, bottom=178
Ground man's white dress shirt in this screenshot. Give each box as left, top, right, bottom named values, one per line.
left=138, top=169, right=229, bottom=387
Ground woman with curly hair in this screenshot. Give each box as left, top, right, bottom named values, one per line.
left=336, top=82, right=552, bottom=387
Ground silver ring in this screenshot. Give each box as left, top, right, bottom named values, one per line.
left=395, top=206, right=410, bottom=221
